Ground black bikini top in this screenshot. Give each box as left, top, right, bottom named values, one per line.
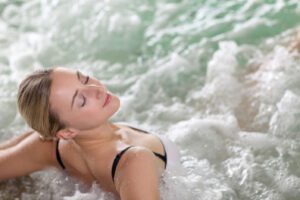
left=55, top=125, right=167, bottom=182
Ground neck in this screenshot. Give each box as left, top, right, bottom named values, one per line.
left=73, top=121, right=120, bottom=151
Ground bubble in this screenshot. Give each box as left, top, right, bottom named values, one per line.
left=278, top=175, right=300, bottom=200
left=269, top=90, right=300, bottom=139
left=207, top=41, right=239, bottom=82
left=9, top=51, right=42, bottom=81
left=168, top=117, right=238, bottom=164
left=0, top=99, right=17, bottom=128
left=2, top=4, right=21, bottom=27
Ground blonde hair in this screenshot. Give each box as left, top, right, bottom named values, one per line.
left=17, top=69, right=65, bottom=140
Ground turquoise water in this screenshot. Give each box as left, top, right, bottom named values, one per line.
left=0, top=0, right=300, bottom=199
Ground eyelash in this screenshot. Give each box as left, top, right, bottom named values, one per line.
left=84, top=76, right=89, bottom=84
left=80, top=75, right=89, bottom=107
left=81, top=95, right=86, bottom=107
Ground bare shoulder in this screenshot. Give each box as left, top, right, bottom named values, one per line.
left=118, top=146, right=158, bottom=168
left=20, top=131, right=54, bottom=149
left=14, top=131, right=57, bottom=166
left=114, top=146, right=160, bottom=193
left=121, top=146, right=155, bottom=164
left=0, top=131, right=58, bottom=180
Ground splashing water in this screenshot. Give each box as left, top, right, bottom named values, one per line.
left=0, top=0, right=300, bottom=199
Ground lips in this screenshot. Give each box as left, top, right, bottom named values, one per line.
left=103, top=93, right=111, bottom=107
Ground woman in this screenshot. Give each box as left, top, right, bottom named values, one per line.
left=0, top=67, right=182, bottom=200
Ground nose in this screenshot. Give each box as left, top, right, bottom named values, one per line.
left=84, top=84, right=106, bottom=99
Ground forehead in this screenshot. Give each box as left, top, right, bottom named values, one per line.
left=49, top=68, right=77, bottom=110
left=51, top=67, right=76, bottom=83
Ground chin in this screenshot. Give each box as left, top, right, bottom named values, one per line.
left=108, top=96, right=120, bottom=116
left=113, top=98, right=121, bottom=114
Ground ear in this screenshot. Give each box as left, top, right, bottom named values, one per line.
left=56, top=128, right=79, bottom=140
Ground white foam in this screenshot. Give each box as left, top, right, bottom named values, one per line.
left=270, top=90, right=300, bottom=138
left=0, top=1, right=300, bottom=199
left=168, top=116, right=239, bottom=164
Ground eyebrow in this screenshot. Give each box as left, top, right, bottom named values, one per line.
left=71, top=71, right=81, bottom=109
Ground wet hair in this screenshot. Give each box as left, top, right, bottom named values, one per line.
left=17, top=69, right=65, bottom=140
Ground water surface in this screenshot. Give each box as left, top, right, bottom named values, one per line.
left=0, top=0, right=300, bottom=199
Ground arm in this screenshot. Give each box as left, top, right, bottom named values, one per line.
left=0, top=130, right=34, bottom=150
left=114, top=147, right=161, bottom=200
left=0, top=131, right=58, bottom=181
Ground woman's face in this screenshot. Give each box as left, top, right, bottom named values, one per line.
left=49, top=67, right=120, bottom=131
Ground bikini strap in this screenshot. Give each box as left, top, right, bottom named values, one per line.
left=153, top=152, right=167, bottom=169
left=111, top=146, right=133, bottom=182
left=56, top=139, right=66, bottom=169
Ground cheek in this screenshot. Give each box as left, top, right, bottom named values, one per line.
left=85, top=103, right=106, bottom=119
left=81, top=106, right=100, bottom=117
left=85, top=98, right=119, bottom=120
left=69, top=102, right=119, bottom=130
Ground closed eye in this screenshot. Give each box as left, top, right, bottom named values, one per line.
left=81, top=95, right=86, bottom=107
left=84, top=76, right=89, bottom=84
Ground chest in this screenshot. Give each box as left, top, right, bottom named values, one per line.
left=59, top=127, right=165, bottom=194
left=84, top=130, right=162, bottom=183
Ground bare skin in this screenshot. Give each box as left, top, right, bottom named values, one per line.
left=0, top=123, right=166, bottom=199
left=0, top=131, right=59, bottom=180
left=57, top=123, right=166, bottom=194
left=0, top=67, right=166, bottom=200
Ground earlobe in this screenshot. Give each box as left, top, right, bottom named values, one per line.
left=56, top=128, right=79, bottom=140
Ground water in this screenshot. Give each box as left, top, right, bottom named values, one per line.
left=0, top=0, right=300, bottom=199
